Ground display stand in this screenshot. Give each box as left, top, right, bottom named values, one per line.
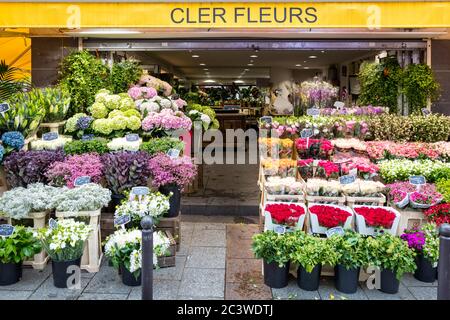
left=156, top=213, right=181, bottom=252
left=396, top=207, right=426, bottom=235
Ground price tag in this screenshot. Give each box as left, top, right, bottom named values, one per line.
left=0, top=103, right=10, bottom=113
left=334, top=101, right=345, bottom=110
left=409, top=175, right=426, bottom=186
left=260, top=116, right=273, bottom=124
left=274, top=225, right=286, bottom=234
left=114, top=215, right=131, bottom=227
left=125, top=134, right=140, bottom=142
left=42, top=132, right=59, bottom=141
left=81, top=134, right=94, bottom=141
left=326, top=226, right=345, bottom=238
left=131, top=186, right=150, bottom=196
left=74, top=176, right=91, bottom=187
left=422, top=108, right=431, bottom=116
left=349, top=168, right=358, bottom=176
left=49, top=218, right=58, bottom=230
left=300, top=129, right=314, bottom=138
left=306, top=108, right=320, bottom=118
left=167, top=148, right=180, bottom=158
left=0, top=224, right=15, bottom=237
left=339, top=174, right=356, bottom=185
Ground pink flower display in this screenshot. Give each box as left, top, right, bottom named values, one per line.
left=127, top=86, right=157, bottom=100
left=366, top=141, right=441, bottom=161
left=45, top=153, right=104, bottom=188
left=141, top=109, right=192, bottom=132
left=147, top=153, right=197, bottom=190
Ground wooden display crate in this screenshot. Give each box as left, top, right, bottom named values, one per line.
left=346, top=194, right=386, bottom=208
left=157, top=231, right=177, bottom=268
left=306, top=195, right=346, bottom=206
left=155, top=214, right=181, bottom=252
left=396, top=207, right=426, bottom=235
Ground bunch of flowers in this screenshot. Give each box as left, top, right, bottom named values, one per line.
left=31, top=135, right=72, bottom=151
left=424, top=203, right=450, bottom=226
left=265, top=176, right=304, bottom=195
left=259, top=137, right=293, bottom=159
left=333, top=120, right=370, bottom=138
left=401, top=224, right=439, bottom=264
left=65, top=113, right=89, bottom=133
left=45, top=153, right=104, bottom=188
left=341, top=159, right=379, bottom=180
left=3, top=150, right=65, bottom=187
left=300, top=80, right=338, bottom=108
left=0, top=183, right=58, bottom=219
left=378, top=159, right=450, bottom=183
left=332, top=138, right=366, bottom=152
left=261, top=158, right=297, bottom=177
left=366, top=141, right=441, bottom=161
left=147, top=153, right=197, bottom=190
left=341, top=179, right=385, bottom=197
left=386, top=182, right=441, bottom=209
left=115, top=192, right=170, bottom=226
left=305, top=178, right=341, bottom=197
left=401, top=228, right=425, bottom=251
left=316, top=160, right=339, bottom=179
left=265, top=203, right=305, bottom=226
left=52, top=183, right=111, bottom=213
left=437, top=179, right=450, bottom=203
left=138, top=73, right=173, bottom=96
left=141, top=109, right=192, bottom=133
left=320, top=106, right=387, bottom=116
left=309, top=204, right=351, bottom=228
left=1, top=131, right=25, bottom=151
left=127, top=86, right=157, bottom=101
left=353, top=206, right=396, bottom=229
left=433, top=141, right=450, bottom=161
left=409, top=191, right=442, bottom=208
left=186, top=104, right=219, bottom=130
left=107, top=136, right=142, bottom=152
left=36, top=219, right=92, bottom=261
left=136, top=95, right=182, bottom=115
left=295, top=138, right=333, bottom=160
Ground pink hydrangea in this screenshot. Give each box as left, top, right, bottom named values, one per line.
left=147, top=153, right=197, bottom=190
left=174, top=98, right=187, bottom=109
left=142, top=109, right=192, bottom=131
left=128, top=86, right=157, bottom=100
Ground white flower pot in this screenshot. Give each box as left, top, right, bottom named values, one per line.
left=352, top=205, right=400, bottom=236
left=263, top=201, right=307, bottom=232
left=307, top=203, right=353, bottom=235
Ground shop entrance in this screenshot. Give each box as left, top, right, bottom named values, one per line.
left=84, top=39, right=427, bottom=216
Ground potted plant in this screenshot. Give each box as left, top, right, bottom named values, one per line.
left=0, top=226, right=42, bottom=285
left=37, top=219, right=92, bottom=288
left=101, top=151, right=152, bottom=208
left=290, top=232, right=337, bottom=291
left=252, top=231, right=291, bottom=288
left=366, top=233, right=416, bottom=294
left=115, top=192, right=170, bottom=228
left=401, top=223, right=439, bottom=283
left=140, top=137, right=185, bottom=156
left=63, top=139, right=109, bottom=155
left=328, top=230, right=368, bottom=294
left=424, top=203, right=450, bottom=226
left=147, top=153, right=197, bottom=217
left=104, top=228, right=170, bottom=286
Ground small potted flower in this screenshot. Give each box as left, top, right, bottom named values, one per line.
left=279, top=138, right=293, bottom=159
left=328, top=230, right=368, bottom=294
left=409, top=191, right=442, bottom=209
left=316, top=161, right=339, bottom=180
left=263, top=202, right=307, bottom=232
left=104, top=228, right=171, bottom=286
left=401, top=223, right=439, bottom=283
left=308, top=204, right=353, bottom=235
left=37, top=219, right=92, bottom=288
left=252, top=231, right=291, bottom=288
left=0, top=226, right=42, bottom=285
left=289, top=232, right=337, bottom=291
left=366, top=233, right=416, bottom=294
left=424, top=203, right=450, bottom=226
left=297, top=159, right=314, bottom=181
left=147, top=153, right=197, bottom=217
left=353, top=205, right=400, bottom=236
left=115, top=192, right=170, bottom=228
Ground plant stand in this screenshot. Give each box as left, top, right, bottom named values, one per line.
left=39, top=121, right=66, bottom=134
left=346, top=194, right=386, bottom=208
left=8, top=211, right=49, bottom=270
left=396, top=207, right=426, bottom=235
left=157, top=231, right=177, bottom=268
left=155, top=213, right=181, bottom=252
left=55, top=209, right=102, bottom=273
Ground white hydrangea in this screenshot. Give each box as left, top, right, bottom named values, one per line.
left=200, top=114, right=211, bottom=125
left=159, top=98, right=172, bottom=109
left=139, top=101, right=160, bottom=114
left=107, top=137, right=142, bottom=152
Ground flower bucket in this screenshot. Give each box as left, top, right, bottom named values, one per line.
left=409, top=192, right=442, bottom=210
left=379, top=269, right=400, bottom=294
left=0, top=262, right=22, bottom=286
left=353, top=205, right=400, bottom=236
left=121, top=265, right=141, bottom=287
left=334, top=265, right=360, bottom=294
left=393, top=194, right=409, bottom=209
left=297, top=264, right=321, bottom=291
left=263, top=260, right=290, bottom=288
left=159, top=184, right=181, bottom=218
left=52, top=257, right=81, bottom=288
left=414, top=254, right=437, bottom=283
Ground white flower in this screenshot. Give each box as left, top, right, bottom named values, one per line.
left=107, top=137, right=142, bottom=152
left=159, top=99, right=172, bottom=109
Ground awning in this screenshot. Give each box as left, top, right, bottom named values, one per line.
left=0, top=35, right=31, bottom=76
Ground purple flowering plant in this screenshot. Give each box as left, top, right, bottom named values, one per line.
left=400, top=228, right=426, bottom=251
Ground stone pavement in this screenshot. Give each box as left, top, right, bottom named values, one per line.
left=0, top=217, right=438, bottom=300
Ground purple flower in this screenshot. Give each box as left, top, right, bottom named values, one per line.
left=76, top=116, right=93, bottom=130
left=401, top=230, right=426, bottom=251
left=147, top=153, right=197, bottom=190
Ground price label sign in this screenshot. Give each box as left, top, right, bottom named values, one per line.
left=326, top=226, right=345, bottom=238
left=167, top=148, right=180, bottom=159
left=0, top=224, right=15, bottom=237
left=81, top=134, right=95, bottom=141
left=422, top=108, right=431, bottom=116
left=42, top=132, right=59, bottom=141
left=300, top=129, right=314, bottom=138
left=114, top=215, right=131, bottom=227
left=334, top=101, right=345, bottom=110
left=74, top=176, right=91, bottom=187
left=274, top=225, right=286, bottom=235
left=260, top=116, right=273, bottom=124
left=306, top=108, right=320, bottom=118
left=49, top=218, right=58, bottom=230
left=409, top=175, right=426, bottom=186
left=125, top=134, right=140, bottom=142
left=339, top=174, right=356, bottom=185
left=0, top=103, right=10, bottom=113
left=131, top=186, right=150, bottom=196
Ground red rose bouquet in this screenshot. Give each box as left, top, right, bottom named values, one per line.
left=424, top=203, right=450, bottom=226
left=265, top=203, right=306, bottom=227
left=294, top=138, right=333, bottom=160
left=309, top=204, right=351, bottom=228
left=353, top=206, right=396, bottom=229
left=317, top=160, right=339, bottom=179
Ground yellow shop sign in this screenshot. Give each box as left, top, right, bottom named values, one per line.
left=0, top=2, right=450, bottom=28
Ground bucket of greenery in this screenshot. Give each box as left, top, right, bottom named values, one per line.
left=252, top=231, right=291, bottom=288
left=328, top=230, right=368, bottom=294
left=0, top=225, right=42, bottom=285
left=37, top=219, right=92, bottom=288
left=290, top=232, right=337, bottom=291
left=104, top=228, right=171, bottom=286
left=366, top=233, right=416, bottom=294
left=401, top=223, right=439, bottom=283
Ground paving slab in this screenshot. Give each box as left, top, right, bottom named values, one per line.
left=408, top=286, right=437, bottom=300
left=83, top=264, right=131, bottom=295
left=178, top=268, right=225, bottom=298
left=186, top=247, right=226, bottom=269
left=227, top=224, right=259, bottom=241
left=78, top=293, right=129, bottom=300
left=226, top=238, right=254, bottom=259
left=0, top=290, right=33, bottom=300
left=362, top=282, right=415, bottom=300
left=401, top=273, right=437, bottom=287
left=154, top=256, right=187, bottom=281
left=317, top=279, right=368, bottom=300
left=0, top=266, right=51, bottom=291
left=128, top=280, right=181, bottom=300
left=194, top=223, right=227, bottom=231
left=271, top=279, right=320, bottom=300
left=226, top=282, right=272, bottom=300
left=28, top=276, right=89, bottom=300
left=191, top=229, right=226, bottom=247
left=226, top=258, right=263, bottom=284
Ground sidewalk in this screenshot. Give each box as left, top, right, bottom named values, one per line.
left=0, top=217, right=438, bottom=300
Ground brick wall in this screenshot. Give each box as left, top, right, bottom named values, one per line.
left=432, top=40, right=450, bottom=115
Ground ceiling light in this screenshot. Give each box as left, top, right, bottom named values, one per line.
left=245, top=69, right=250, bottom=71
left=73, top=29, right=142, bottom=35
left=247, top=63, right=253, bottom=66
left=204, top=80, right=215, bottom=83
left=309, top=55, right=317, bottom=59
left=295, top=64, right=302, bottom=67
left=304, top=67, right=310, bottom=69
left=235, top=80, right=244, bottom=84
left=199, top=63, right=206, bottom=66
left=203, top=68, right=209, bottom=71
left=192, top=55, right=200, bottom=58
left=321, top=51, right=325, bottom=53
left=250, top=55, right=258, bottom=58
